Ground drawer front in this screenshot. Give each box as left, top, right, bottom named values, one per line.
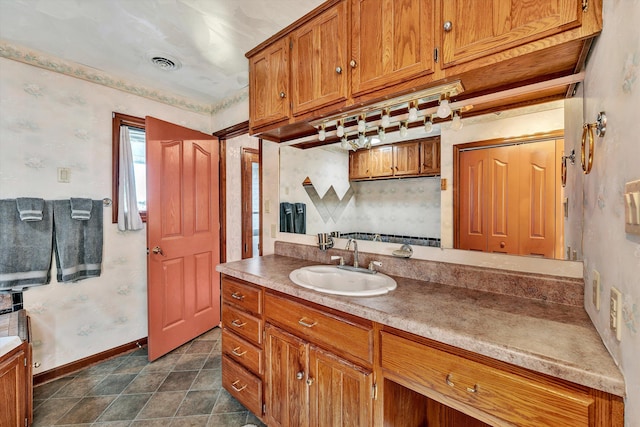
left=222, top=356, right=262, bottom=416
left=222, top=277, right=262, bottom=315
left=265, top=292, right=373, bottom=364
left=380, top=332, right=593, bottom=427
left=222, top=303, right=263, bottom=346
left=222, top=328, right=263, bottom=375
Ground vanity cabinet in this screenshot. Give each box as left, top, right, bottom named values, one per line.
left=0, top=310, right=32, bottom=427
left=249, top=37, right=291, bottom=131
left=350, top=0, right=436, bottom=96
left=440, top=0, right=583, bottom=68
left=263, top=291, right=374, bottom=427
left=349, top=138, right=439, bottom=181
left=291, top=1, right=349, bottom=115
left=220, top=277, right=264, bottom=417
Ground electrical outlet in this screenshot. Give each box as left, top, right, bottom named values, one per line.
left=592, top=270, right=600, bottom=310
left=610, top=287, right=622, bottom=341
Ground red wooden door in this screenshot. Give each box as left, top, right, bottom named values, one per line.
left=146, top=117, right=220, bottom=361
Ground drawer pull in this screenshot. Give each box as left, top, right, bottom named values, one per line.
left=445, top=373, right=455, bottom=387
left=467, top=384, right=478, bottom=393
left=231, top=380, right=247, bottom=392
left=231, top=319, right=247, bottom=328
left=231, top=292, right=245, bottom=300
left=231, top=346, right=247, bottom=357
left=296, top=371, right=305, bottom=380
left=298, top=317, right=318, bottom=328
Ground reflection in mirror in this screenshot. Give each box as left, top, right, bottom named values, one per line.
left=279, top=143, right=441, bottom=247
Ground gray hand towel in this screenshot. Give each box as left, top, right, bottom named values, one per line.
left=16, top=197, right=44, bottom=221
left=70, top=197, right=93, bottom=220
left=0, top=199, right=53, bottom=290
left=53, top=200, right=103, bottom=282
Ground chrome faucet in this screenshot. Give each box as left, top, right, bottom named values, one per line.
left=345, top=238, right=359, bottom=268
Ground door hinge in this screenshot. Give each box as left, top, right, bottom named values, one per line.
left=146, top=247, right=149, bottom=255
left=290, top=39, right=293, bottom=50
left=24, top=357, right=27, bottom=367
left=434, top=47, right=439, bottom=63
left=25, top=417, right=28, bottom=427
left=372, top=383, right=378, bottom=400
left=263, top=403, right=266, bottom=414
left=582, top=0, right=588, bottom=12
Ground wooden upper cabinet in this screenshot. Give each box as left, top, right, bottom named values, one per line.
left=349, top=149, right=370, bottom=180
left=249, top=38, right=291, bottom=129
left=351, top=0, right=436, bottom=96
left=420, top=138, right=440, bottom=175
left=393, top=141, right=420, bottom=176
left=369, top=146, right=394, bottom=178
left=291, top=2, right=349, bottom=115
left=441, top=0, right=582, bottom=67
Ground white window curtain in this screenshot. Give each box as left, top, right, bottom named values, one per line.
left=118, top=125, right=144, bottom=231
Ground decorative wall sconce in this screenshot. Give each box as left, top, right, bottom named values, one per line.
left=561, top=149, right=576, bottom=187
left=581, top=111, right=606, bottom=174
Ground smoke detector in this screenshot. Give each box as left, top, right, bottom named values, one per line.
left=146, top=52, right=182, bottom=71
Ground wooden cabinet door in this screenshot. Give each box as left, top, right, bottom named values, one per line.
left=518, top=139, right=558, bottom=258
left=0, top=346, right=26, bottom=427
left=265, top=324, right=309, bottom=427
left=458, top=148, right=487, bottom=251
left=420, top=139, right=440, bottom=175
left=249, top=38, right=290, bottom=129
left=393, top=142, right=420, bottom=176
left=349, top=149, right=371, bottom=180
left=485, top=145, right=519, bottom=254
left=441, top=0, right=582, bottom=67
left=351, top=0, right=436, bottom=96
left=308, top=345, right=373, bottom=427
left=291, top=2, right=348, bottom=115
left=369, top=146, right=394, bottom=178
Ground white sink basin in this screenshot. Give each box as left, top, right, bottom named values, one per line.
left=0, top=336, right=22, bottom=357
left=289, top=265, right=397, bottom=296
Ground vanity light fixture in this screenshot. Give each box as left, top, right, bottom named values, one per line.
left=399, top=121, right=409, bottom=137
left=450, top=111, right=463, bottom=130
left=336, top=119, right=345, bottom=137
left=436, top=95, right=452, bottom=119
left=357, top=114, right=367, bottom=133
left=380, top=109, right=391, bottom=128
left=408, top=101, right=418, bottom=122
left=424, top=116, right=434, bottom=133
left=318, top=124, right=326, bottom=141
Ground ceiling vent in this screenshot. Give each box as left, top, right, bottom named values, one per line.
left=147, top=52, right=182, bottom=71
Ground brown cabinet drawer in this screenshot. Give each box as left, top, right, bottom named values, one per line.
left=380, top=331, right=594, bottom=427
left=222, top=356, right=262, bottom=416
left=265, top=292, right=373, bottom=364
left=222, top=303, right=263, bottom=346
left=222, top=277, right=263, bottom=315
left=222, top=328, right=263, bottom=376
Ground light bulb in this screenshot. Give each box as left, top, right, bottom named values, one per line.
left=364, top=137, right=372, bottom=149
left=424, top=118, right=433, bottom=133
left=318, top=127, right=326, bottom=141
left=380, top=109, right=390, bottom=128
left=436, top=99, right=451, bottom=119
left=451, top=112, right=463, bottom=130
left=336, top=121, right=344, bottom=137
left=408, top=102, right=418, bottom=122
left=357, top=116, right=366, bottom=133
left=399, top=122, right=408, bottom=138
left=358, top=132, right=366, bottom=147
left=340, top=136, right=349, bottom=150
left=378, top=127, right=386, bottom=141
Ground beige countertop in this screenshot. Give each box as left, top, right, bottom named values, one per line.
left=216, top=254, right=625, bottom=397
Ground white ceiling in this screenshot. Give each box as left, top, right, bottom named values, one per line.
left=0, top=0, right=325, bottom=105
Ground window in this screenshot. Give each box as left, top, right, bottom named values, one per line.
left=112, top=112, right=147, bottom=223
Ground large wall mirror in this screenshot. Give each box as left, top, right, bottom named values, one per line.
left=278, top=100, right=582, bottom=261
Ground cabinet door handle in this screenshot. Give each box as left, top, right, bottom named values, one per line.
left=298, top=317, right=317, bottom=328
left=349, top=59, right=357, bottom=68
left=306, top=377, right=314, bottom=386
left=336, top=66, right=342, bottom=74
left=296, top=371, right=305, bottom=380
left=231, top=319, right=246, bottom=328
left=445, top=373, right=455, bottom=387
left=443, top=21, right=453, bottom=32
left=231, top=380, right=247, bottom=392
left=466, top=384, right=478, bottom=393
left=231, top=346, right=247, bottom=357
left=231, top=292, right=245, bottom=300
left=279, top=91, right=286, bottom=99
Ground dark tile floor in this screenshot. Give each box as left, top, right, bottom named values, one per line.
left=32, top=327, right=266, bottom=427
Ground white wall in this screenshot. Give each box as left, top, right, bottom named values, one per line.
left=0, top=57, right=211, bottom=373
left=577, top=1, right=640, bottom=422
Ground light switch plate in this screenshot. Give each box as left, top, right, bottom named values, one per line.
left=57, top=167, right=71, bottom=183
left=625, top=179, right=640, bottom=235
left=610, top=287, right=622, bottom=341
left=592, top=270, right=600, bottom=311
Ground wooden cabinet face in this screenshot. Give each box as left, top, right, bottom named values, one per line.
left=393, top=142, right=420, bottom=176
left=351, top=0, right=435, bottom=95
left=441, top=0, right=582, bottom=67
left=0, top=347, right=26, bottom=427
left=249, top=38, right=290, bottom=129
left=369, top=146, right=394, bottom=177
left=349, top=149, right=371, bottom=180
left=421, top=139, right=441, bottom=175
left=291, top=2, right=348, bottom=115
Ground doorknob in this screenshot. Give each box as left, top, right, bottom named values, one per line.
left=443, top=21, right=453, bottom=32
left=152, top=246, right=165, bottom=256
